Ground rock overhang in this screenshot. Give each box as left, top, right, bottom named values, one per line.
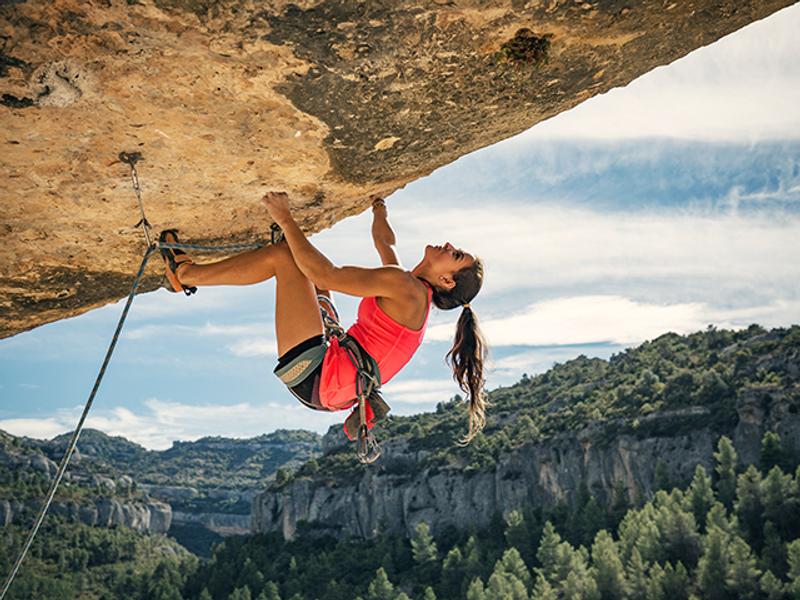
left=1, top=0, right=796, bottom=338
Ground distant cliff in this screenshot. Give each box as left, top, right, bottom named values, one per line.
left=2, top=428, right=321, bottom=543
left=252, top=325, right=800, bottom=540
left=0, top=431, right=171, bottom=534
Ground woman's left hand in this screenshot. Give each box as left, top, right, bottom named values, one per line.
left=261, top=191, right=293, bottom=226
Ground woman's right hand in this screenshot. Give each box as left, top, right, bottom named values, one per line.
left=261, top=191, right=293, bottom=226
left=371, top=195, right=387, bottom=216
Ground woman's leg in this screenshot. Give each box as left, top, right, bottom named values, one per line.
left=272, top=246, right=325, bottom=356
left=173, top=242, right=324, bottom=356
left=176, top=244, right=281, bottom=287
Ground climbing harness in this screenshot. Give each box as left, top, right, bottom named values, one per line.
left=0, top=151, right=379, bottom=599
left=319, top=305, right=385, bottom=464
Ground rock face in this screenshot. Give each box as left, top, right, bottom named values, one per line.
left=0, top=434, right=172, bottom=534
left=0, top=0, right=794, bottom=338
left=2, top=497, right=172, bottom=534
left=252, top=389, right=800, bottom=540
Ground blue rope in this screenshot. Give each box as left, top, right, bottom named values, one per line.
left=157, top=240, right=264, bottom=253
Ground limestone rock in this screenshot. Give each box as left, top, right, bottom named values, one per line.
left=28, top=453, right=57, bottom=479
left=1, top=0, right=794, bottom=338
left=252, top=389, right=800, bottom=540
left=139, top=483, right=200, bottom=502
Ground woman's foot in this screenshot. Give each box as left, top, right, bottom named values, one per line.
left=159, top=229, right=197, bottom=296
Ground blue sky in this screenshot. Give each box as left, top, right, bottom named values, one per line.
left=1, top=5, right=799, bottom=449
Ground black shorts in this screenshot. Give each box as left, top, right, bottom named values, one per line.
left=274, top=335, right=328, bottom=411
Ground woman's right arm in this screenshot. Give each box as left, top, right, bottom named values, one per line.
left=263, top=191, right=412, bottom=300
left=371, top=197, right=400, bottom=266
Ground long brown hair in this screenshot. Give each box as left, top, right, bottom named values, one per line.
left=429, top=257, right=488, bottom=444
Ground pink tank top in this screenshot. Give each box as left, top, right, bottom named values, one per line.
left=319, top=280, right=433, bottom=410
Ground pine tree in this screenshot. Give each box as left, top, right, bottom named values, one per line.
left=505, top=509, right=535, bottom=562
left=200, top=589, right=214, bottom=600
left=229, top=587, right=253, bottom=600
left=633, top=511, right=662, bottom=565
left=536, top=521, right=562, bottom=583
left=262, top=581, right=281, bottom=600
left=591, top=530, right=625, bottom=600
left=466, top=578, right=486, bottom=600
left=530, top=570, right=557, bottom=600
left=609, top=480, right=631, bottom=530
left=762, top=466, right=793, bottom=532
left=686, top=465, right=715, bottom=532
left=464, top=536, right=483, bottom=582
left=714, top=436, right=738, bottom=510
left=725, top=535, right=760, bottom=600
left=411, top=522, right=438, bottom=565
left=654, top=493, right=701, bottom=567
left=787, top=540, right=800, bottom=600
left=496, top=548, right=532, bottom=589
left=696, top=527, right=729, bottom=600
left=760, top=432, right=787, bottom=474
left=367, top=568, right=395, bottom=600
left=761, top=521, right=787, bottom=578
left=561, top=552, right=600, bottom=600
left=660, top=562, right=690, bottom=600
left=239, top=558, right=265, bottom=595
left=759, top=570, right=786, bottom=600
left=705, top=502, right=738, bottom=536
left=645, top=562, right=665, bottom=600
left=441, top=546, right=465, bottom=599
left=422, top=587, right=436, bottom=600
left=625, top=548, right=649, bottom=600
left=734, top=465, right=764, bottom=550
left=487, top=568, right=529, bottom=600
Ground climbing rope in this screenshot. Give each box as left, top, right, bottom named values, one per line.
left=0, top=248, right=154, bottom=600
left=1, top=150, right=379, bottom=597
left=0, top=153, right=271, bottom=599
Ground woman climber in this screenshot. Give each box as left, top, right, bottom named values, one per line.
left=159, top=192, right=488, bottom=445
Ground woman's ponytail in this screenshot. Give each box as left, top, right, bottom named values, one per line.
left=429, top=257, right=488, bottom=444
left=447, top=304, right=488, bottom=445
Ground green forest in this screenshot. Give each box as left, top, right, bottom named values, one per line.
left=3, top=432, right=800, bottom=599
left=302, top=325, right=799, bottom=479
left=2, top=324, right=799, bottom=599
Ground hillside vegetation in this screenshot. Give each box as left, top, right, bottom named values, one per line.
left=46, top=429, right=322, bottom=513
left=187, top=434, right=800, bottom=599
left=305, top=325, right=799, bottom=479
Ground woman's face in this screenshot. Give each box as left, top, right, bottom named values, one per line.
left=425, top=242, right=475, bottom=287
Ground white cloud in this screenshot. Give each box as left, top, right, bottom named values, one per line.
left=389, top=203, right=800, bottom=302
left=227, top=338, right=278, bottom=357
left=123, top=320, right=273, bottom=341
left=491, top=345, right=608, bottom=373
left=427, top=295, right=800, bottom=347
left=382, top=378, right=462, bottom=406
left=0, top=418, right=68, bottom=440
left=0, top=398, right=344, bottom=450
left=489, top=343, right=623, bottom=384
left=515, top=3, right=800, bottom=141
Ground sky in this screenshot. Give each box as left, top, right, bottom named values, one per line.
left=1, top=4, right=799, bottom=449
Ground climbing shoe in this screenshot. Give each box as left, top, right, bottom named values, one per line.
left=159, top=229, right=197, bottom=296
